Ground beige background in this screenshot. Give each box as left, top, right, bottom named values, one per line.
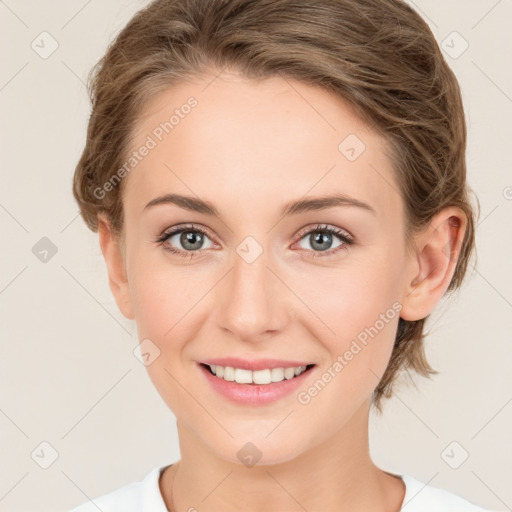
left=1, top=1, right=511, bottom=511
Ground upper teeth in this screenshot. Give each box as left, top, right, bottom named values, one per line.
left=209, top=365, right=308, bottom=384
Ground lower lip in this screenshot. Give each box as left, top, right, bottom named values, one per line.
left=197, top=363, right=316, bottom=405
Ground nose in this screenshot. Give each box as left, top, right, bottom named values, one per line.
left=214, top=243, right=291, bottom=343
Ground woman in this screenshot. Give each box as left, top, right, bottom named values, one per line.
left=69, top=0, right=492, bottom=510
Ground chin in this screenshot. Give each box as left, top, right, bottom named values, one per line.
left=201, top=429, right=312, bottom=468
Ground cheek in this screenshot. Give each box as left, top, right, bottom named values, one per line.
left=130, top=277, right=171, bottom=336
left=128, top=257, right=204, bottom=337
left=294, top=285, right=400, bottom=414
left=128, top=266, right=201, bottom=410
left=295, top=252, right=403, bottom=380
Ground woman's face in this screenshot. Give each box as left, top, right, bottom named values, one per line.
left=113, top=70, right=413, bottom=464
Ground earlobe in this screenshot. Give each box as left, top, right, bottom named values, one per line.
left=97, top=214, right=135, bottom=320
left=400, top=207, right=467, bottom=322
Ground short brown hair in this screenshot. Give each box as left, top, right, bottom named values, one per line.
left=72, top=0, right=479, bottom=412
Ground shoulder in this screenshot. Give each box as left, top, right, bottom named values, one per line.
left=400, top=474, right=496, bottom=511
left=67, top=465, right=169, bottom=512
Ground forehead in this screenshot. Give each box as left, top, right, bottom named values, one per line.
left=123, top=71, right=401, bottom=221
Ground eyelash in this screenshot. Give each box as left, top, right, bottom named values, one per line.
left=155, top=223, right=354, bottom=259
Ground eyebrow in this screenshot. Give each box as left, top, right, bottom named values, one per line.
left=143, top=193, right=376, bottom=216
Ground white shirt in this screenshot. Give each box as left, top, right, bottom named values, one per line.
left=68, top=464, right=495, bottom=511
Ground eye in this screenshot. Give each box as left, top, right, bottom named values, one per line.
left=156, top=223, right=216, bottom=259
left=293, top=224, right=354, bottom=257
left=156, top=223, right=354, bottom=259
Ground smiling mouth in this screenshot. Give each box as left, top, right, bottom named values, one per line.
left=200, top=363, right=316, bottom=385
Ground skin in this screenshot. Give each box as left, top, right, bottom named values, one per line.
left=98, top=69, right=467, bottom=512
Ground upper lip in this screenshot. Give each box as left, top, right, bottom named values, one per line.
left=199, top=357, right=315, bottom=371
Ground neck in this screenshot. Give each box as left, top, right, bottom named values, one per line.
left=160, top=399, right=405, bottom=512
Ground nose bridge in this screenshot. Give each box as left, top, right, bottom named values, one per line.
left=215, top=235, right=287, bottom=340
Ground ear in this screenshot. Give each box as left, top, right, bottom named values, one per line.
left=400, top=206, right=468, bottom=322
left=97, top=213, right=135, bottom=320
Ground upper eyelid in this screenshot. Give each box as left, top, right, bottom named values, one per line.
left=161, top=223, right=218, bottom=243
left=295, top=224, right=353, bottom=242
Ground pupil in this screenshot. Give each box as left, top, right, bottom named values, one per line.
left=182, top=231, right=203, bottom=250
left=312, top=232, right=331, bottom=251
